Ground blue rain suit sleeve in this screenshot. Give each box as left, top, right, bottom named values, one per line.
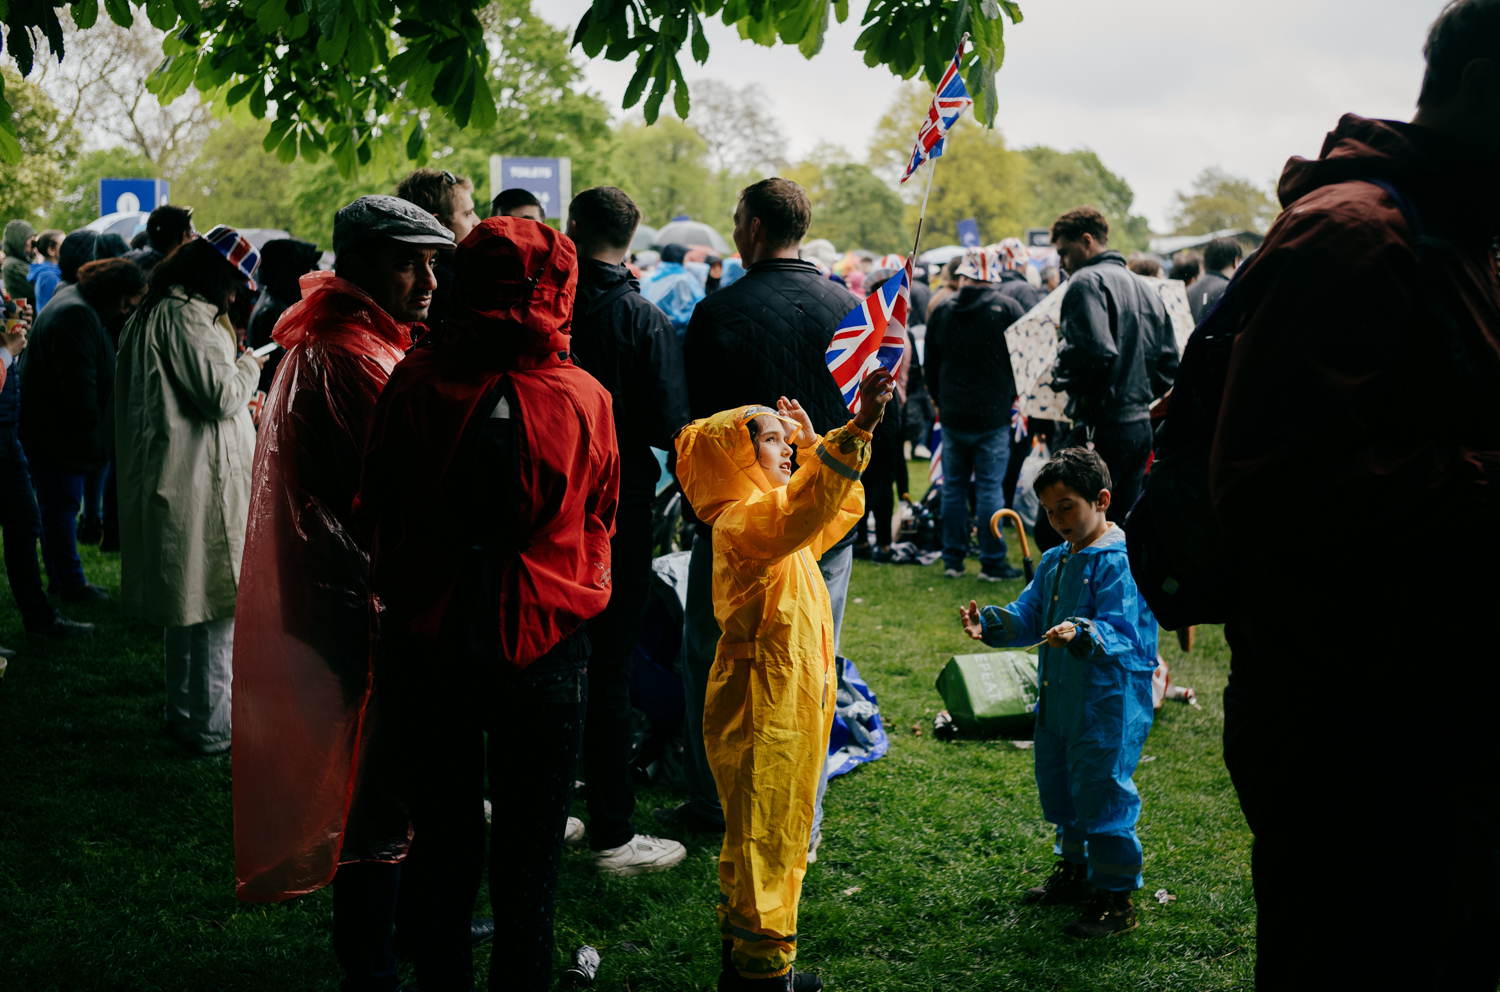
left=1064, top=551, right=1158, bottom=672
left=978, top=571, right=1047, bottom=648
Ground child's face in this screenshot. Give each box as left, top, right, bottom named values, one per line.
left=1037, top=482, right=1111, bottom=547
left=752, top=415, right=793, bottom=486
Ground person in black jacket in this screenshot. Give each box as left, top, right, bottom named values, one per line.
left=124, top=205, right=195, bottom=275
left=666, top=178, right=858, bottom=848
left=1043, top=207, right=1177, bottom=550
left=1187, top=236, right=1242, bottom=323
left=247, top=238, right=321, bottom=392
left=565, top=185, right=692, bottom=876
left=20, top=258, right=145, bottom=602
left=925, top=249, right=1027, bottom=581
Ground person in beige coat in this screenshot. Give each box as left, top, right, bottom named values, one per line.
left=115, top=227, right=266, bottom=755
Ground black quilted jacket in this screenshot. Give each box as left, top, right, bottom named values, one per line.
left=682, top=258, right=857, bottom=433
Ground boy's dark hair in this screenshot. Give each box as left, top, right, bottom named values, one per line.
left=130, top=229, right=150, bottom=250
left=1051, top=206, right=1110, bottom=246
left=568, top=186, right=640, bottom=249
left=34, top=229, right=64, bottom=257
left=1034, top=446, right=1112, bottom=501
left=395, top=168, right=474, bottom=226
left=492, top=186, right=543, bottom=218
left=1203, top=236, right=1244, bottom=272
left=147, top=205, right=194, bottom=254
left=738, top=178, right=811, bottom=249
left=1170, top=250, right=1202, bottom=282
left=142, top=237, right=248, bottom=317
left=76, top=257, right=146, bottom=313
left=1420, top=0, right=1500, bottom=105
left=1126, top=253, right=1161, bottom=277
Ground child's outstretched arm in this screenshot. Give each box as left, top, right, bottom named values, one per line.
left=957, top=574, right=1046, bottom=648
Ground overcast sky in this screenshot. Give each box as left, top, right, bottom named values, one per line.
left=541, top=0, right=1450, bottom=231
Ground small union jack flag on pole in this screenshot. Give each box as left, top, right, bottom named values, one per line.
left=900, top=38, right=974, bottom=185
left=826, top=260, right=911, bottom=412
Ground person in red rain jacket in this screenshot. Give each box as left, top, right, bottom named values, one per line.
left=357, top=216, right=619, bottom=991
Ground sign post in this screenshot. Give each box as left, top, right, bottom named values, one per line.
left=98, top=178, right=169, bottom=217
left=489, top=156, right=572, bottom=224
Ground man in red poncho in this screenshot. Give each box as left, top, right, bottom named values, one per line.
left=231, top=195, right=461, bottom=990
left=358, top=216, right=619, bottom=991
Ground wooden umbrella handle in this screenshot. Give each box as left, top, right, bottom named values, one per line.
left=990, top=509, right=1031, bottom=559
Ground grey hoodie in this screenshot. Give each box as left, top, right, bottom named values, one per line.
left=3, top=219, right=36, bottom=301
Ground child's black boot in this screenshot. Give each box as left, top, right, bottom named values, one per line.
left=1024, top=860, right=1092, bottom=905
left=1064, top=888, right=1138, bottom=938
left=716, top=943, right=822, bottom=992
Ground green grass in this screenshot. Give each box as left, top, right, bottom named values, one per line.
left=0, top=475, right=1255, bottom=990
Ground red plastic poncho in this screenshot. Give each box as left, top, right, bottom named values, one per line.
left=232, top=271, right=414, bottom=902
left=358, top=217, right=619, bottom=669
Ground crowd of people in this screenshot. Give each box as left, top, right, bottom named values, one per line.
left=0, top=1, right=1497, bottom=988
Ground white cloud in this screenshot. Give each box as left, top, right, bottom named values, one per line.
left=540, top=0, right=1447, bottom=230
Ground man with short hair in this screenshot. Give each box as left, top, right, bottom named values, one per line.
left=1211, top=2, right=1500, bottom=984
left=124, top=205, right=195, bottom=275
left=667, top=178, right=858, bottom=849
left=394, top=168, right=479, bottom=334
left=925, top=248, right=1027, bottom=581
left=1040, top=265, right=1061, bottom=294
left=491, top=187, right=545, bottom=222
left=1041, top=206, right=1177, bottom=550
left=1187, top=236, right=1243, bottom=322
left=566, top=185, right=691, bottom=876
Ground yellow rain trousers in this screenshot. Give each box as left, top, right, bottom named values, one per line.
left=675, top=405, right=871, bottom=980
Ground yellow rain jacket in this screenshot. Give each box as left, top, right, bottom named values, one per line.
left=674, top=405, right=871, bottom=980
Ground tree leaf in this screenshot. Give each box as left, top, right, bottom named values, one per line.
left=317, top=0, right=340, bottom=37
left=671, top=58, right=689, bottom=119
left=226, top=77, right=258, bottom=107
left=621, top=50, right=656, bottom=109
left=275, top=126, right=300, bottom=163
left=101, top=0, right=132, bottom=27
left=405, top=118, right=425, bottom=159
left=263, top=117, right=295, bottom=152
left=71, top=0, right=100, bottom=30
left=145, top=0, right=177, bottom=30
left=468, top=71, right=496, bottom=130
left=690, top=13, right=708, bottom=63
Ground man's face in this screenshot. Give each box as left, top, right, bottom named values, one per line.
left=731, top=201, right=756, bottom=262
left=445, top=189, right=480, bottom=243
left=356, top=242, right=440, bottom=322
left=1054, top=236, right=1091, bottom=275
left=504, top=204, right=545, bottom=224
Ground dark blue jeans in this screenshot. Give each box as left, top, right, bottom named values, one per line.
left=30, top=467, right=87, bottom=593
left=0, top=426, right=57, bottom=629
left=940, top=425, right=1010, bottom=572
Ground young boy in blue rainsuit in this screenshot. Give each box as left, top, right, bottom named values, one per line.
left=959, top=447, right=1158, bottom=937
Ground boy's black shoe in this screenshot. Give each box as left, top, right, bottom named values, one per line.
left=851, top=541, right=872, bottom=560
left=1064, top=888, right=1138, bottom=938
left=1025, top=860, right=1093, bottom=905
left=61, top=583, right=110, bottom=603
left=77, top=516, right=103, bottom=545
left=871, top=545, right=894, bottom=564
left=717, top=943, right=821, bottom=991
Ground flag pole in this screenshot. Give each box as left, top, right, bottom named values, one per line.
left=909, top=155, right=938, bottom=263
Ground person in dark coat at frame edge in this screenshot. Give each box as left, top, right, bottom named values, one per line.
left=664, top=177, right=859, bottom=864
left=1209, top=1, right=1500, bottom=986
left=1037, top=206, right=1177, bottom=552
left=246, top=237, right=322, bottom=393
left=565, top=184, right=692, bottom=876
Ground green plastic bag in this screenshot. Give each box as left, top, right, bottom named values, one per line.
left=935, top=652, right=1040, bottom=738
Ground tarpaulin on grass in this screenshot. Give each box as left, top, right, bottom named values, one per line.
left=827, top=656, right=890, bottom=778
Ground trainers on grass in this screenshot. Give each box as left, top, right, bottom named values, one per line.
left=565, top=816, right=586, bottom=846
left=1064, top=888, right=1138, bottom=938
left=591, top=834, right=686, bottom=876
left=943, top=567, right=964, bottom=578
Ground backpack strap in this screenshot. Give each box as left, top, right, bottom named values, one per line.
left=582, top=281, right=636, bottom=318
left=1356, top=177, right=1424, bottom=241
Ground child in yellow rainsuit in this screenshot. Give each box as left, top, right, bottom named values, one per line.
left=674, top=369, right=893, bottom=992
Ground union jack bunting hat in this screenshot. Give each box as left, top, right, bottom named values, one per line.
left=992, top=237, right=1030, bottom=271
left=201, top=225, right=260, bottom=291
left=954, top=247, right=999, bottom=282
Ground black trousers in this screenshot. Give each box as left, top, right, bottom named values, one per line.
left=0, top=424, right=58, bottom=630
left=582, top=502, right=654, bottom=851
left=384, top=627, right=589, bottom=991
left=1032, top=419, right=1152, bottom=552
left=332, top=860, right=406, bottom=992
left=858, top=401, right=908, bottom=548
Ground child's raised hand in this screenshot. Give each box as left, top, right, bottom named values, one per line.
left=959, top=600, right=985, bottom=640
left=852, top=367, right=895, bottom=433
left=1044, top=622, right=1078, bottom=649
left=777, top=396, right=816, bottom=447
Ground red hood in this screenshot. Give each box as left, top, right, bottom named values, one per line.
left=446, top=216, right=575, bottom=367
left=1278, top=115, right=1500, bottom=247
left=270, top=270, right=413, bottom=353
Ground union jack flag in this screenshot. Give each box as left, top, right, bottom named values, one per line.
left=900, top=40, right=974, bottom=184
left=826, top=259, right=911, bottom=412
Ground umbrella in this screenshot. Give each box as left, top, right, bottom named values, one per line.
left=918, top=244, right=967, bottom=267
left=631, top=224, right=658, bottom=252
left=1007, top=276, right=1197, bottom=424
left=654, top=220, right=730, bottom=255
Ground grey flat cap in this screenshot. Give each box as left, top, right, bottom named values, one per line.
left=332, top=194, right=456, bottom=255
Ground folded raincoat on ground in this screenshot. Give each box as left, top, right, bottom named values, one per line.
left=232, top=271, right=415, bottom=902
left=675, top=407, right=869, bottom=979
left=979, top=524, right=1156, bottom=891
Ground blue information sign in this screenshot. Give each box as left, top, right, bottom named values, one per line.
left=957, top=218, right=981, bottom=248
left=489, top=156, right=572, bottom=220
left=99, top=178, right=169, bottom=217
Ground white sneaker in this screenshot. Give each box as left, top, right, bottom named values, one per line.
left=591, top=834, right=687, bottom=877
left=944, top=567, right=964, bottom=578
left=807, top=831, right=823, bottom=865
left=565, top=816, right=587, bottom=846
